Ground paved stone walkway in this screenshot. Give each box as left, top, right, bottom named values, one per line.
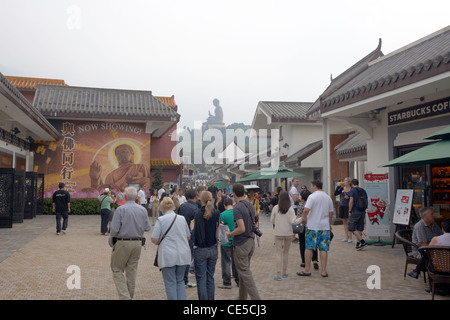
left=0, top=213, right=448, bottom=300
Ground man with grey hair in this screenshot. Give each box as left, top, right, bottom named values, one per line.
left=109, top=186, right=151, bottom=300
left=407, top=207, right=442, bottom=280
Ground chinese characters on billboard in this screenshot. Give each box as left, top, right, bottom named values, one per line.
left=34, top=120, right=151, bottom=198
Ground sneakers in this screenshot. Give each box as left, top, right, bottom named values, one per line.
left=407, top=270, right=419, bottom=279
left=185, top=282, right=196, bottom=288
left=356, top=240, right=368, bottom=251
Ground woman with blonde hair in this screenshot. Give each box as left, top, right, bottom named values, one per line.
left=192, top=191, right=220, bottom=300
left=334, top=177, right=353, bottom=242
left=151, top=196, right=191, bottom=300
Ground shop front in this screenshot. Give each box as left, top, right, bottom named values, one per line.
left=386, top=98, right=450, bottom=224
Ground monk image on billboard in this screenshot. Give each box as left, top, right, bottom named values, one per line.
left=89, top=143, right=150, bottom=190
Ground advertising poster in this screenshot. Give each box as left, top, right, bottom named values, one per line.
left=392, top=189, right=414, bottom=226
left=34, top=120, right=151, bottom=198
left=364, top=173, right=390, bottom=237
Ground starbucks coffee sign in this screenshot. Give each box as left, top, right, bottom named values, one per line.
left=388, top=97, right=450, bottom=125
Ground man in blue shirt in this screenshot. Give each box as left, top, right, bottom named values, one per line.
left=348, top=179, right=368, bottom=251
left=225, top=181, right=233, bottom=197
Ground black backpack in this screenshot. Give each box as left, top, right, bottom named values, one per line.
left=355, top=187, right=368, bottom=211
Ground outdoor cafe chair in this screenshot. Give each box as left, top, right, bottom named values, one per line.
left=395, top=229, right=426, bottom=283
left=419, top=246, right=450, bottom=300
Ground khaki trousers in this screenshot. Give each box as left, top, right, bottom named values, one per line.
left=233, top=238, right=261, bottom=300
left=110, top=240, right=142, bottom=300
left=274, top=235, right=292, bottom=273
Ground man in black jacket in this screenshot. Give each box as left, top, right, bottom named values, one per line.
left=178, top=189, right=200, bottom=288
left=52, top=182, right=71, bottom=235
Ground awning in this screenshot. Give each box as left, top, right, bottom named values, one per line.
left=424, top=126, right=450, bottom=140
left=237, top=166, right=304, bottom=182
left=335, top=132, right=367, bottom=161
left=284, top=140, right=323, bottom=166
left=380, top=139, right=450, bottom=167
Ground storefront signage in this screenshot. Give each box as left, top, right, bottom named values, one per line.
left=364, top=173, right=390, bottom=237
left=388, top=97, right=450, bottom=125
left=392, top=189, right=414, bottom=225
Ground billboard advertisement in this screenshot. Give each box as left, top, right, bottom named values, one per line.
left=364, top=173, right=390, bottom=237
left=34, top=120, right=151, bottom=198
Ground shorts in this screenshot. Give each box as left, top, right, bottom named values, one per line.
left=348, top=209, right=365, bottom=232
left=305, top=229, right=330, bottom=252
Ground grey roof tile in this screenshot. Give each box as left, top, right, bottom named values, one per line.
left=322, top=26, right=450, bottom=110
left=259, top=101, right=313, bottom=121
left=33, top=84, right=180, bottom=121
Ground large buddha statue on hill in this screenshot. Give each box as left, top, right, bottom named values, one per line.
left=203, top=98, right=225, bottom=128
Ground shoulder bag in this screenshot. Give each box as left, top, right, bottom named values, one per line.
left=154, top=214, right=178, bottom=268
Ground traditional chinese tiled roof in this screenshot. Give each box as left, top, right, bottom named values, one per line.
left=334, top=131, right=367, bottom=159
left=258, top=101, right=314, bottom=122
left=284, top=140, right=323, bottom=167
left=5, top=76, right=68, bottom=89
left=150, top=158, right=181, bottom=167
left=321, top=26, right=450, bottom=113
left=33, top=84, right=180, bottom=122
left=0, top=73, right=60, bottom=140
left=155, top=95, right=177, bottom=110
left=305, top=39, right=384, bottom=119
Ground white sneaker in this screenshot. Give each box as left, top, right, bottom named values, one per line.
left=56, top=232, right=60, bottom=235
left=185, top=282, right=196, bottom=288
left=348, top=239, right=353, bottom=243
left=341, top=238, right=348, bottom=242
left=62, top=230, right=66, bottom=234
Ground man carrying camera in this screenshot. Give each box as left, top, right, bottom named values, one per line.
left=226, top=183, right=261, bottom=300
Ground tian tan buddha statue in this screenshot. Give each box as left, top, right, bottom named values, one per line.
left=203, top=98, right=225, bottom=128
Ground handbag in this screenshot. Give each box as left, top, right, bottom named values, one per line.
left=218, top=223, right=230, bottom=245
left=292, top=223, right=304, bottom=234
left=154, top=214, right=178, bottom=268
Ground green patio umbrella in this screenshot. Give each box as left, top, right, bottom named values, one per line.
left=380, top=139, right=450, bottom=167
left=237, top=166, right=304, bottom=181
left=424, top=125, right=450, bottom=140
left=237, top=172, right=262, bottom=182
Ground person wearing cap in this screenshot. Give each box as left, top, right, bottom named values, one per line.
left=98, top=188, right=115, bottom=235
left=52, top=182, right=71, bottom=235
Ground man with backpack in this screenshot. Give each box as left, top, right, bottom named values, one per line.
left=348, top=179, right=368, bottom=251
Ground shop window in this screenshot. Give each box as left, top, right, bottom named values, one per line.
left=15, top=155, right=26, bottom=171
left=0, top=150, right=13, bottom=168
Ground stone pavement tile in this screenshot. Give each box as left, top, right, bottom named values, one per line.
left=0, top=214, right=448, bottom=300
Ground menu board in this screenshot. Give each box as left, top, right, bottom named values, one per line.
left=392, top=189, right=414, bottom=225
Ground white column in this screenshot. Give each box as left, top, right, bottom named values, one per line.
left=322, top=119, right=331, bottom=194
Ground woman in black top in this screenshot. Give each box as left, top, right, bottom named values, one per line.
left=334, top=177, right=353, bottom=242
left=192, top=191, right=220, bottom=300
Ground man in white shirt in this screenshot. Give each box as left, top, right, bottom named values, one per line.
left=137, top=188, right=147, bottom=208
left=178, top=189, right=187, bottom=205
left=289, top=178, right=300, bottom=214
left=158, top=187, right=166, bottom=200
left=298, top=180, right=334, bottom=278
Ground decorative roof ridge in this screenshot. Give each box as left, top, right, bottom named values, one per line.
left=5, top=75, right=68, bottom=89
left=369, top=25, right=450, bottom=67
left=319, top=38, right=384, bottom=102
left=37, top=83, right=153, bottom=94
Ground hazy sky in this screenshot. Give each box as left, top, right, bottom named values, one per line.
left=1, top=0, right=449, bottom=130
